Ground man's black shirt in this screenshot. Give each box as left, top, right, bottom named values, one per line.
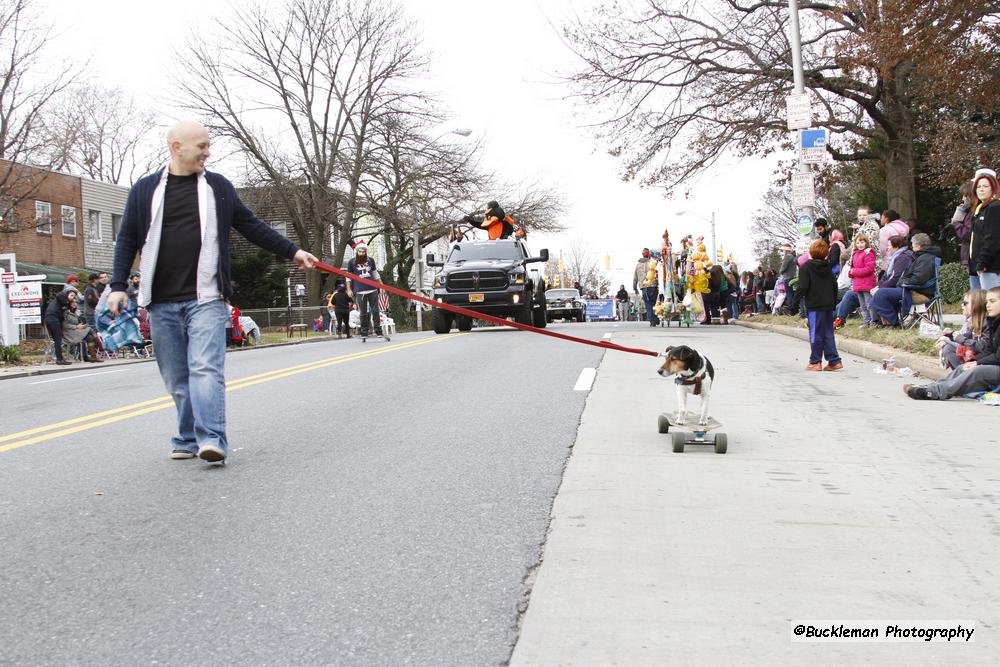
left=152, top=173, right=201, bottom=303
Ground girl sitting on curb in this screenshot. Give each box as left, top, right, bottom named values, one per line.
left=935, top=289, right=989, bottom=370
left=905, top=287, right=1000, bottom=400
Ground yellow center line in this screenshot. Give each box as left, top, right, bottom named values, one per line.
left=0, top=334, right=464, bottom=454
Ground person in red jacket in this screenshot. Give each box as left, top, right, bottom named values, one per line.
left=848, top=233, right=877, bottom=327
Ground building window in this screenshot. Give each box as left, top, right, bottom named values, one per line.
left=61, top=206, right=77, bottom=237
left=111, top=214, right=122, bottom=241
left=271, top=220, right=287, bottom=237
left=35, top=201, right=51, bottom=234
left=88, top=210, right=103, bottom=242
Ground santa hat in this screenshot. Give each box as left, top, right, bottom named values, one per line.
left=975, top=167, right=996, bottom=179
left=351, top=239, right=369, bottom=253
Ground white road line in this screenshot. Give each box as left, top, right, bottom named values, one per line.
left=573, top=367, right=597, bottom=392
left=29, top=369, right=131, bottom=385
left=602, top=333, right=612, bottom=340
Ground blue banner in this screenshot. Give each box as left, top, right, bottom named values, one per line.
left=584, top=299, right=614, bottom=320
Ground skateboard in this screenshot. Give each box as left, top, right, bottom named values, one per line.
left=360, top=332, right=391, bottom=343
left=657, top=414, right=727, bottom=454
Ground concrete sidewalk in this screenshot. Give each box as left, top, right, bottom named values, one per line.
left=512, top=324, right=998, bottom=666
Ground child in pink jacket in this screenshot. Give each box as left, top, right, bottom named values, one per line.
left=849, top=234, right=878, bottom=326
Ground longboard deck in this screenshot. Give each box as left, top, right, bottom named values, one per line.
left=663, top=414, right=722, bottom=432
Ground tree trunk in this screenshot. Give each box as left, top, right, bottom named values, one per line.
left=882, top=64, right=918, bottom=220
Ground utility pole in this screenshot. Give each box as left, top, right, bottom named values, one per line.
left=710, top=211, right=717, bottom=265
left=786, top=0, right=817, bottom=248
left=413, top=232, right=423, bottom=332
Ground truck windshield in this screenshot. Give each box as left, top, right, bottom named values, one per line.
left=447, top=241, right=520, bottom=263
left=546, top=290, right=579, bottom=299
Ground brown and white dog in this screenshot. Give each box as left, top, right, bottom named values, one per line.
left=657, top=345, right=715, bottom=426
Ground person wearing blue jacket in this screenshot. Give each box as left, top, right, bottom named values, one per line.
left=108, top=120, right=317, bottom=464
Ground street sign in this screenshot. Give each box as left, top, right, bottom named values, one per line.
left=791, top=172, right=816, bottom=209
left=10, top=301, right=40, bottom=325
left=799, top=128, right=828, bottom=164
left=1, top=272, right=14, bottom=284
left=786, top=93, right=812, bottom=131
left=796, top=214, right=814, bottom=235
left=6, top=281, right=42, bottom=325
left=7, top=281, right=42, bottom=303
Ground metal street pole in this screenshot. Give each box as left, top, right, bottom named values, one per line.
left=788, top=0, right=816, bottom=223
left=413, top=231, right=423, bottom=332
left=711, top=211, right=717, bottom=265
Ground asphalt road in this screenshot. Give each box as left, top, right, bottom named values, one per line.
left=0, top=323, right=607, bottom=666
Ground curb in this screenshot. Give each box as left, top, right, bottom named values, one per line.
left=0, top=332, right=372, bottom=382
left=733, top=319, right=947, bottom=381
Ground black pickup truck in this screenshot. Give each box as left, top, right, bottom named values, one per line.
left=427, top=239, right=549, bottom=333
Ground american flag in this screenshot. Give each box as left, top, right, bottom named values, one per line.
left=378, top=289, right=389, bottom=312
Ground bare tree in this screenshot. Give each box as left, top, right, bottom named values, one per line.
left=562, top=0, right=999, bottom=218
left=174, top=0, right=429, bottom=304
left=362, top=117, right=490, bottom=294
left=563, top=236, right=610, bottom=297
left=0, top=0, right=82, bottom=244
left=42, top=85, right=160, bottom=184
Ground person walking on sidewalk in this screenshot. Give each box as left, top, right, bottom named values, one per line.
left=615, top=284, right=630, bottom=321
left=346, top=239, right=389, bottom=340
left=633, top=248, right=660, bottom=326
left=44, top=290, right=73, bottom=365
left=331, top=283, right=353, bottom=338
left=792, top=240, right=843, bottom=371
left=108, top=120, right=317, bottom=463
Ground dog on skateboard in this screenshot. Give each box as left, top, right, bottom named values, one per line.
left=658, top=345, right=715, bottom=426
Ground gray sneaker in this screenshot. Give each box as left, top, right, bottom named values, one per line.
left=198, top=443, right=226, bottom=463
left=170, top=450, right=196, bottom=460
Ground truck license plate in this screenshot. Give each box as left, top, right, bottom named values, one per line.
left=469, top=293, right=485, bottom=303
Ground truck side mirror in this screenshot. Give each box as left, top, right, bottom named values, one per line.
left=425, top=253, right=435, bottom=264
left=539, top=248, right=549, bottom=262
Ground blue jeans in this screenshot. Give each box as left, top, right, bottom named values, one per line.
left=969, top=273, right=981, bottom=290
left=148, top=299, right=229, bottom=456
left=642, top=287, right=659, bottom=324
left=836, top=290, right=859, bottom=321
left=807, top=310, right=841, bottom=365
left=979, top=272, right=1000, bottom=290
left=870, top=287, right=916, bottom=326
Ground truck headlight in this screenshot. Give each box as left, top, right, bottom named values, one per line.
left=434, top=275, right=445, bottom=288
left=509, top=271, right=525, bottom=285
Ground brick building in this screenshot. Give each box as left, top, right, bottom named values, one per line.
left=0, top=160, right=87, bottom=284
left=0, top=160, right=129, bottom=285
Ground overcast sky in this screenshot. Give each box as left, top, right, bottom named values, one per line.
left=48, top=0, right=783, bottom=289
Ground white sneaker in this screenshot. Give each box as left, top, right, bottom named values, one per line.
left=198, top=443, right=226, bottom=463
left=170, top=450, right=196, bottom=460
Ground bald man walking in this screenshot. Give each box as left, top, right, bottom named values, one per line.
left=109, top=121, right=317, bottom=464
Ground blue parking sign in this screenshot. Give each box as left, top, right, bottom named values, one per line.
left=800, top=129, right=826, bottom=149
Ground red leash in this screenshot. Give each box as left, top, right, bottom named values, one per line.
left=313, top=261, right=660, bottom=358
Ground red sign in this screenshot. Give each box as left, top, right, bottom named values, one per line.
left=1, top=272, right=14, bottom=284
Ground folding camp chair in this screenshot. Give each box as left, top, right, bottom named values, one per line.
left=903, top=257, right=943, bottom=331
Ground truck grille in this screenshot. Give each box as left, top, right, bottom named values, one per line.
left=448, top=270, right=509, bottom=292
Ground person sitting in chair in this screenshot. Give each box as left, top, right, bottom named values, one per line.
left=869, top=233, right=942, bottom=327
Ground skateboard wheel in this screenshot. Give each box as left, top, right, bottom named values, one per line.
left=657, top=414, right=670, bottom=434
left=671, top=431, right=685, bottom=453
left=714, top=432, right=728, bottom=454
